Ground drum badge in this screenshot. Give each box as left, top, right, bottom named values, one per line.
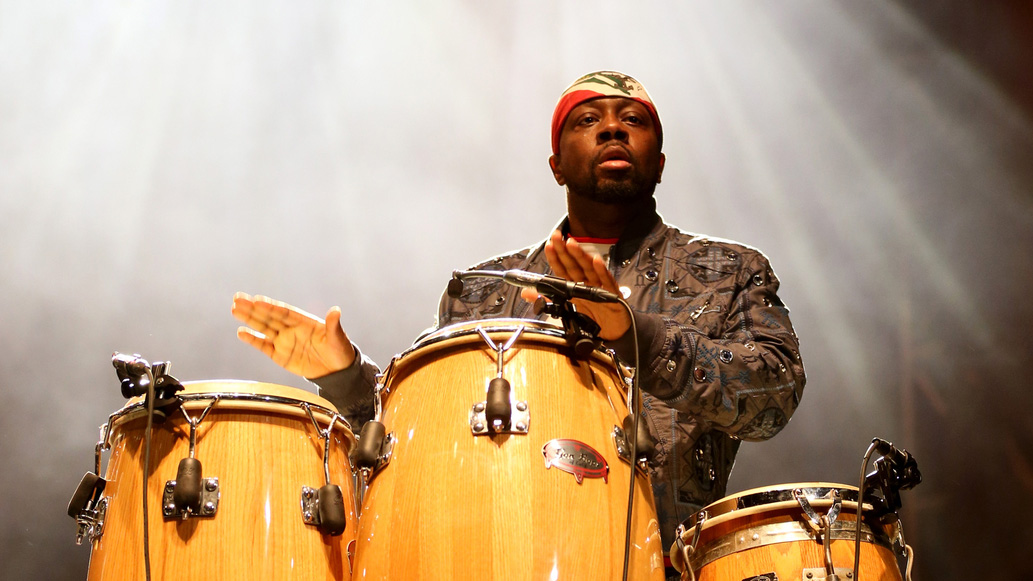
left=542, top=439, right=609, bottom=484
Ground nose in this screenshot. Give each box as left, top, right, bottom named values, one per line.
left=596, top=113, right=628, bottom=143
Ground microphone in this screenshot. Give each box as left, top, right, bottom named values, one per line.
left=449, top=269, right=621, bottom=303
left=872, top=437, right=922, bottom=488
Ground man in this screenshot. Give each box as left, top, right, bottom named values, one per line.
left=232, top=71, right=805, bottom=564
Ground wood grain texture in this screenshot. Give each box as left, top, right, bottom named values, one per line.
left=353, top=326, right=666, bottom=581
left=87, top=382, right=357, bottom=580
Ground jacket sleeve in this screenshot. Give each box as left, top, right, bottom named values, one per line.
left=610, top=252, right=805, bottom=441
left=308, top=342, right=380, bottom=430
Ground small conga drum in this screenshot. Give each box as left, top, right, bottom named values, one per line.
left=352, top=319, right=666, bottom=580
left=669, top=483, right=905, bottom=581
left=85, top=381, right=357, bottom=580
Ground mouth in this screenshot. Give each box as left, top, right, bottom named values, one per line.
left=597, top=146, right=632, bottom=171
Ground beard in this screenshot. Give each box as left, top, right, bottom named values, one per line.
left=572, top=162, right=660, bottom=204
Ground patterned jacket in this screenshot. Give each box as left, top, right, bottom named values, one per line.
left=314, top=201, right=805, bottom=548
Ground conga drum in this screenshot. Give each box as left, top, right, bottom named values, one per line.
left=84, top=381, right=357, bottom=580
left=352, top=319, right=666, bottom=580
left=669, top=483, right=906, bottom=581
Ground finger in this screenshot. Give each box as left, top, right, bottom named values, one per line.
left=554, top=238, right=595, bottom=283
left=236, top=326, right=276, bottom=359
left=520, top=288, right=540, bottom=304
left=251, top=296, right=321, bottom=332
left=546, top=231, right=588, bottom=280
left=589, top=253, right=620, bottom=291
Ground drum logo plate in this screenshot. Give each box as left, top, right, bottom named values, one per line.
left=542, top=439, right=609, bottom=484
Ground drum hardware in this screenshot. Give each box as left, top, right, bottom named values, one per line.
left=673, top=509, right=707, bottom=581
left=164, top=397, right=221, bottom=520
left=470, top=399, right=530, bottom=435
left=108, top=352, right=183, bottom=581
left=610, top=425, right=650, bottom=472
left=112, top=353, right=184, bottom=423
left=533, top=295, right=602, bottom=359
left=352, top=373, right=397, bottom=505
left=68, top=471, right=109, bottom=545
left=299, top=404, right=348, bottom=536
left=448, top=267, right=614, bottom=359
left=69, top=410, right=117, bottom=544
left=852, top=438, right=922, bottom=581
left=470, top=325, right=529, bottom=435
left=793, top=488, right=844, bottom=580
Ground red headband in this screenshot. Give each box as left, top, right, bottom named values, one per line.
left=550, top=71, right=662, bottom=155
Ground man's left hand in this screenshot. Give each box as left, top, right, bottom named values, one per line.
left=520, top=230, right=631, bottom=341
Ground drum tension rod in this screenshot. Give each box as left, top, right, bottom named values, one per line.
left=352, top=379, right=395, bottom=500
left=67, top=422, right=115, bottom=545
left=300, top=405, right=348, bottom=536
left=470, top=326, right=530, bottom=436
left=164, top=398, right=221, bottom=521
left=673, top=510, right=706, bottom=581
left=794, top=488, right=843, bottom=580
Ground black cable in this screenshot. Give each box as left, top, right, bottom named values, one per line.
left=853, top=440, right=879, bottom=581
left=619, top=297, right=640, bottom=581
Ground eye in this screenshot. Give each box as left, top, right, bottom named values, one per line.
left=576, top=114, right=598, bottom=126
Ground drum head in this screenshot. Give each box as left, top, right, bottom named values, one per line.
left=113, top=380, right=352, bottom=441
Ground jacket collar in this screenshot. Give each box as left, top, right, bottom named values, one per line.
left=553, top=197, right=663, bottom=266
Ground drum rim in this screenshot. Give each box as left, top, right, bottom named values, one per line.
left=678, top=482, right=891, bottom=531
left=381, top=318, right=630, bottom=395
left=107, top=380, right=352, bottom=438
left=410, top=318, right=565, bottom=350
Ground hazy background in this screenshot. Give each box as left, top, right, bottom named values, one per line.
left=2, top=1, right=1032, bottom=578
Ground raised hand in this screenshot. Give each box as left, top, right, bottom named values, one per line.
left=521, top=230, right=632, bottom=341
left=231, top=292, right=356, bottom=378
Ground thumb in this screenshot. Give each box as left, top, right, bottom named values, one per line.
left=325, top=306, right=347, bottom=345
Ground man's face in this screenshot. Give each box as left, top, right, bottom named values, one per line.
left=549, top=97, right=665, bottom=204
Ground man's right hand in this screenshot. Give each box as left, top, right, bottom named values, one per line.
left=231, top=292, right=356, bottom=379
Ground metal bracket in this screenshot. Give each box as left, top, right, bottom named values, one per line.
left=301, top=486, right=321, bottom=526
left=376, top=432, right=396, bottom=470
left=163, top=477, right=220, bottom=519
left=470, top=400, right=529, bottom=435
left=611, top=425, right=651, bottom=472
left=613, top=425, right=631, bottom=460
left=74, top=496, right=108, bottom=545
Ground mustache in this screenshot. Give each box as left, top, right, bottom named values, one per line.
left=592, top=144, right=634, bottom=165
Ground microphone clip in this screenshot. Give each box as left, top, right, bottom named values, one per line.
left=112, top=352, right=184, bottom=423
left=533, top=295, right=601, bottom=359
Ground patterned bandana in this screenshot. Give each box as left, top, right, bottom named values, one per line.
left=550, top=71, right=662, bottom=155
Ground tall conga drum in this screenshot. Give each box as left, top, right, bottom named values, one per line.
left=669, top=483, right=906, bottom=581
left=352, top=319, right=666, bottom=580
left=83, top=381, right=357, bottom=580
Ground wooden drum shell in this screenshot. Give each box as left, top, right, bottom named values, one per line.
left=353, top=320, right=666, bottom=581
left=87, top=381, right=357, bottom=581
left=670, top=483, right=904, bottom=581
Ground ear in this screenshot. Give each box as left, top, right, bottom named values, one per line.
left=657, top=153, right=666, bottom=184
left=549, top=154, right=566, bottom=186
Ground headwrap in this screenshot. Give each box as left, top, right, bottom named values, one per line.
left=550, top=71, right=662, bottom=155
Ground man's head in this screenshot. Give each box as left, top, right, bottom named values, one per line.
left=549, top=71, right=665, bottom=205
